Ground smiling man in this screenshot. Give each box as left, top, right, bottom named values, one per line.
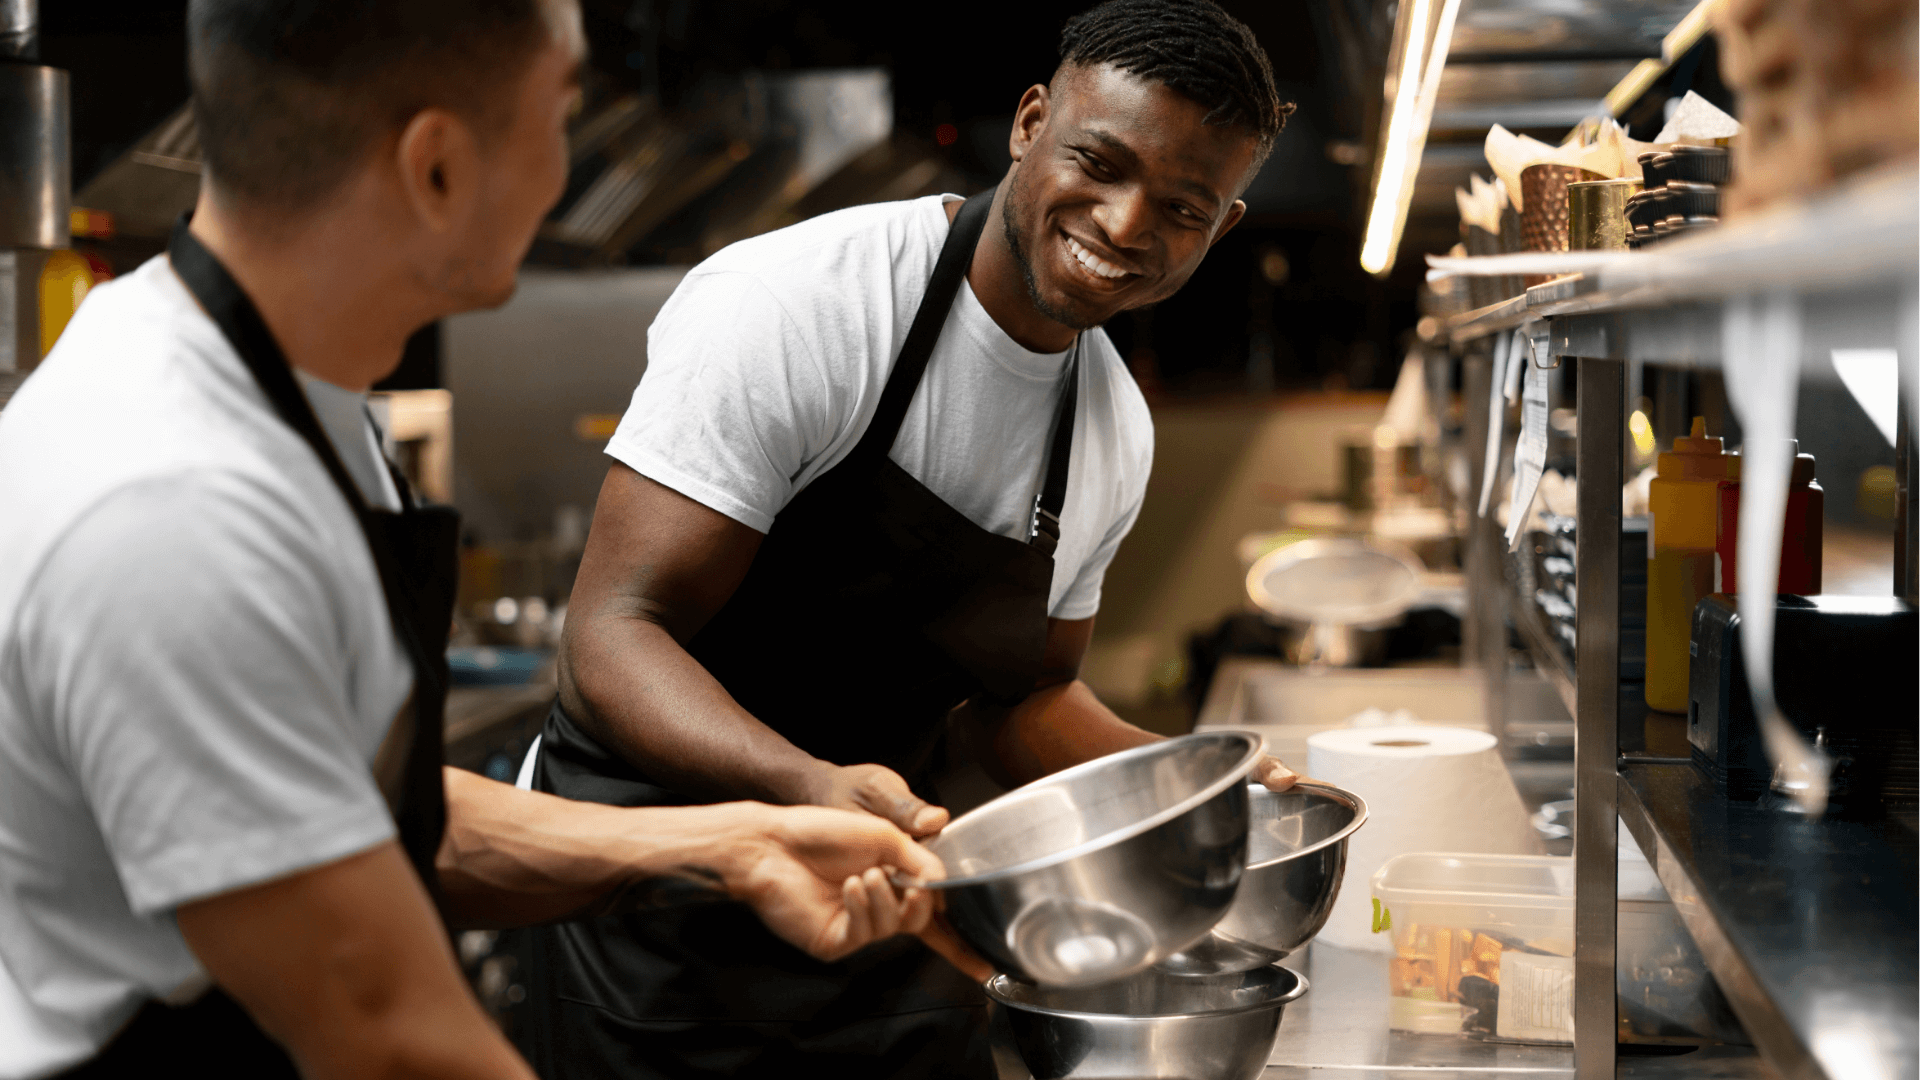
left=525, top=1, right=1293, bottom=1077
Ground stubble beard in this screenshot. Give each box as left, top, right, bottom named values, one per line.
left=1000, top=177, right=1102, bottom=332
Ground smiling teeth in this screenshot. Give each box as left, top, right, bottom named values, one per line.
left=1067, top=236, right=1128, bottom=280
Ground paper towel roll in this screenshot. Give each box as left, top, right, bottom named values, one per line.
left=1308, top=725, right=1543, bottom=952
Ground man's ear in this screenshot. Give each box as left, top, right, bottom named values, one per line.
left=1008, top=83, right=1051, bottom=164
left=395, top=108, right=480, bottom=235
left=1210, top=200, right=1248, bottom=249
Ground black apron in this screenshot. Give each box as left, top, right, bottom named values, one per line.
left=55, top=222, right=460, bottom=1077
left=522, top=191, right=1077, bottom=1079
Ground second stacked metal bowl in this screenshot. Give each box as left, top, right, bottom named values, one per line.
left=1156, top=781, right=1369, bottom=975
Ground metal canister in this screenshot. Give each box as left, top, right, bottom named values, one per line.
left=1567, top=177, right=1644, bottom=251
left=1518, top=164, right=1604, bottom=286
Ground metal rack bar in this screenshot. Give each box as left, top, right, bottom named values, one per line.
left=1572, top=356, right=1623, bottom=1079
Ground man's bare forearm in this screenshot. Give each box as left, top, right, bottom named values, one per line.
left=436, top=769, right=948, bottom=963
left=979, top=679, right=1161, bottom=788
left=438, top=767, right=762, bottom=929
left=558, top=611, right=829, bottom=806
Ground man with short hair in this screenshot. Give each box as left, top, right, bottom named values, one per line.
left=528, top=1, right=1299, bottom=1076
left=0, top=2, right=944, bottom=1078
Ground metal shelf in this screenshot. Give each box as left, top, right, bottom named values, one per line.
left=1434, top=168, right=1920, bottom=369
left=1617, top=764, right=1919, bottom=1080
left=1444, top=166, right=1918, bottom=1078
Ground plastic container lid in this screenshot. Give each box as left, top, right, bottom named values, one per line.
left=1725, top=443, right=1817, bottom=484
left=1371, top=851, right=1672, bottom=932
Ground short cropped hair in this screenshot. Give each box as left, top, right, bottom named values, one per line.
left=1059, top=0, right=1292, bottom=165
left=188, top=0, right=547, bottom=211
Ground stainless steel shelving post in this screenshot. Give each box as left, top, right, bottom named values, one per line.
left=1571, top=355, right=1622, bottom=1080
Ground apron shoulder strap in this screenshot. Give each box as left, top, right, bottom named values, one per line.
left=166, top=217, right=451, bottom=898
left=848, top=192, right=994, bottom=467
left=1028, top=342, right=1078, bottom=556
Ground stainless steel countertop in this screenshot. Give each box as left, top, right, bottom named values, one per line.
left=992, top=940, right=1778, bottom=1078
left=1264, top=943, right=1776, bottom=1079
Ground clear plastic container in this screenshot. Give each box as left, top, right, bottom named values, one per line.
left=1369, top=847, right=1746, bottom=1045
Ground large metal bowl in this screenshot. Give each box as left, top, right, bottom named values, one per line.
left=925, top=732, right=1264, bottom=987
left=986, top=964, right=1308, bottom=1080
left=1156, top=781, right=1368, bottom=975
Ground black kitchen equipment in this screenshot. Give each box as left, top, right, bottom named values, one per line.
left=1688, top=594, right=1918, bottom=809
left=1629, top=149, right=1731, bottom=248
left=1665, top=145, right=1733, bottom=185
left=1662, top=180, right=1722, bottom=219
left=1638, top=151, right=1673, bottom=187
left=1626, top=188, right=1671, bottom=247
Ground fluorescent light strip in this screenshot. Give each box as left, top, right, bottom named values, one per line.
left=1603, top=58, right=1667, bottom=118
left=1601, top=0, right=1721, bottom=117
left=1662, top=0, right=1719, bottom=62
left=1359, top=0, right=1462, bottom=276
left=1359, top=0, right=1435, bottom=275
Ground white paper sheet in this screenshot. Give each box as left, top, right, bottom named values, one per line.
left=1505, top=328, right=1551, bottom=550
left=1655, top=91, right=1742, bottom=144
left=1478, top=329, right=1525, bottom=517
left=1723, top=291, right=1829, bottom=815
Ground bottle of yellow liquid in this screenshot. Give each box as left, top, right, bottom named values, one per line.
left=40, top=249, right=95, bottom=358
left=1646, top=417, right=1731, bottom=713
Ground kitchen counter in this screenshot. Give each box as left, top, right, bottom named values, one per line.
left=1618, top=764, right=1918, bottom=1080
left=989, top=941, right=1778, bottom=1079
left=1262, top=942, right=1775, bottom=1080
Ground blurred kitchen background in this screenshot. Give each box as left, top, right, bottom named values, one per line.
left=34, top=0, right=1895, bottom=748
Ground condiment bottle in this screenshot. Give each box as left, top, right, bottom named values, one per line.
left=1715, top=444, right=1823, bottom=595
left=1646, top=417, right=1732, bottom=713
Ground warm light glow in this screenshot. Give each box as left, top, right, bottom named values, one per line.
left=1603, top=59, right=1667, bottom=118
left=1662, top=0, right=1720, bottom=62
left=1359, top=0, right=1462, bottom=277
left=1359, top=0, right=1433, bottom=275
left=1628, top=410, right=1656, bottom=460
left=1602, top=0, right=1721, bottom=117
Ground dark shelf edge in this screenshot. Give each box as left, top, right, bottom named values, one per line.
left=1617, top=763, right=1920, bottom=1080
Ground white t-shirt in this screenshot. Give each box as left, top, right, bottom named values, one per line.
left=0, top=256, right=411, bottom=1077
left=609, top=194, right=1153, bottom=620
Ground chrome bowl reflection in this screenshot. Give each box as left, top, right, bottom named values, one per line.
left=1156, top=781, right=1367, bottom=976
left=926, top=732, right=1264, bottom=987
left=987, top=963, right=1308, bottom=1080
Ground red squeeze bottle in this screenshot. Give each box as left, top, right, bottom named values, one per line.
left=1715, top=444, right=1823, bottom=595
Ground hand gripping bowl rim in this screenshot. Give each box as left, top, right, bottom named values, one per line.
left=982, top=965, right=1311, bottom=1021
left=1243, top=781, right=1370, bottom=872
left=924, top=731, right=1267, bottom=891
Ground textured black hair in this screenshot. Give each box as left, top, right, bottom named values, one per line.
left=1058, top=0, right=1291, bottom=161
left=188, top=0, right=547, bottom=212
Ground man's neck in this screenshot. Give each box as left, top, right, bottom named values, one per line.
left=184, top=192, right=430, bottom=392
left=961, top=184, right=1079, bottom=354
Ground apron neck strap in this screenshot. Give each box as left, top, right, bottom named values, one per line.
left=1028, top=340, right=1078, bottom=555
left=851, top=191, right=997, bottom=466
left=167, top=218, right=380, bottom=520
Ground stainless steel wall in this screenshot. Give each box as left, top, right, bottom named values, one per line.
left=443, top=267, right=687, bottom=544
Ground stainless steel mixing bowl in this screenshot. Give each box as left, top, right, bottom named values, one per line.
left=986, top=964, right=1308, bottom=1080
left=925, top=731, right=1265, bottom=987
left=1156, top=781, right=1368, bottom=976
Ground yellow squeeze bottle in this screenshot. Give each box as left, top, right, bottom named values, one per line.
left=1645, top=417, right=1730, bottom=713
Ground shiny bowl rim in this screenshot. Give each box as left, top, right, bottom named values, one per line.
left=983, top=965, right=1310, bottom=1020
left=1243, top=781, right=1369, bottom=872
left=1244, top=536, right=1426, bottom=628
left=925, top=731, right=1266, bottom=890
